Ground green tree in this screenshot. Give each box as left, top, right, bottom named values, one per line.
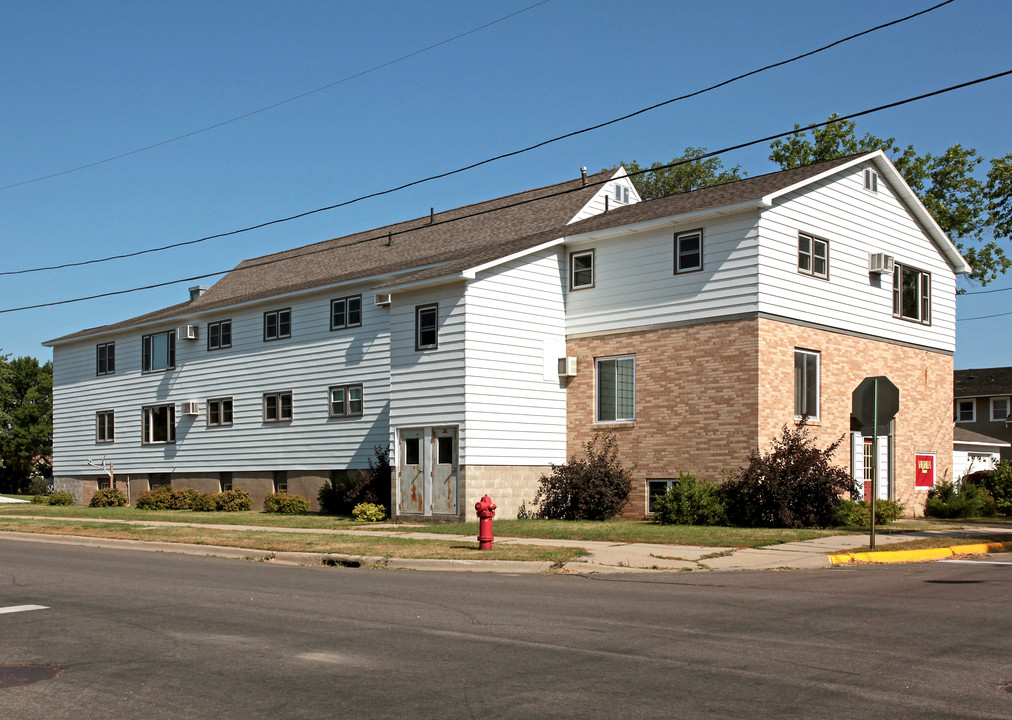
left=768, top=116, right=1010, bottom=284
left=0, top=353, right=53, bottom=494
left=618, top=146, right=745, bottom=200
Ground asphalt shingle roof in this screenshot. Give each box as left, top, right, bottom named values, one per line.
left=954, top=367, right=1012, bottom=397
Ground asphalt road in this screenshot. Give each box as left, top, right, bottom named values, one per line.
left=1, top=538, right=1010, bottom=720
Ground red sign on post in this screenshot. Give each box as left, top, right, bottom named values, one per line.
left=915, top=453, right=936, bottom=488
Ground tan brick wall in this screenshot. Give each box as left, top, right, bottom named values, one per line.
left=463, top=465, right=550, bottom=520
left=567, top=319, right=761, bottom=517
left=757, top=317, right=953, bottom=515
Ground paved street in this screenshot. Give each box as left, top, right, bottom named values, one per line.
left=2, top=538, right=1010, bottom=719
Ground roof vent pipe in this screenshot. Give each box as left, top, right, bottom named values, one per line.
left=581, top=167, right=587, bottom=186
left=430, top=207, right=434, bottom=224
left=189, top=285, right=209, bottom=301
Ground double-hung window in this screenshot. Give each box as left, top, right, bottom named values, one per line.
left=263, top=391, right=293, bottom=422
left=331, top=295, right=362, bottom=331
left=596, top=355, right=635, bottom=423
left=794, top=349, right=819, bottom=419
left=207, top=397, right=233, bottom=427
left=955, top=399, right=976, bottom=423
left=570, top=250, right=595, bottom=290
left=798, top=233, right=828, bottom=278
left=96, top=411, right=115, bottom=443
left=264, top=309, right=291, bottom=341
left=96, top=343, right=115, bottom=375
left=142, top=331, right=175, bottom=372
left=208, top=320, right=231, bottom=350
left=991, top=397, right=1010, bottom=422
left=893, top=263, right=930, bottom=324
left=142, top=404, right=175, bottom=444
left=329, top=384, right=363, bottom=418
left=674, top=229, right=702, bottom=273
left=415, top=304, right=438, bottom=350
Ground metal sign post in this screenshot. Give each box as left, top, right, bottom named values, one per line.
left=851, top=376, right=900, bottom=551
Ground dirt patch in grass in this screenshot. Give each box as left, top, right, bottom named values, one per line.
left=0, top=518, right=584, bottom=563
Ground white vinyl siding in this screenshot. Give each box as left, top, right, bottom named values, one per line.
left=464, top=250, right=568, bottom=465
left=49, top=284, right=390, bottom=477
left=756, top=164, right=956, bottom=351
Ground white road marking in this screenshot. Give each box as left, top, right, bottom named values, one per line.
left=0, top=604, right=49, bottom=614
left=942, top=559, right=1012, bottom=566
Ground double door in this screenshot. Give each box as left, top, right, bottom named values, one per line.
left=397, top=426, right=458, bottom=516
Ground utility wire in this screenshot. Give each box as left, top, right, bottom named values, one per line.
left=957, top=309, right=1012, bottom=321
left=1, top=0, right=957, bottom=277
left=3, top=66, right=1011, bottom=315
left=0, top=0, right=552, bottom=192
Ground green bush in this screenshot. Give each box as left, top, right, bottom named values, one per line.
left=47, top=490, right=75, bottom=506
left=27, top=477, right=51, bottom=496
left=352, top=502, right=387, bottom=522
left=32, top=494, right=49, bottom=504
left=263, top=492, right=310, bottom=514
left=723, top=421, right=856, bottom=529
left=191, top=492, right=219, bottom=512
left=834, top=499, right=904, bottom=527
left=969, top=461, right=1012, bottom=515
left=89, top=487, right=127, bottom=507
left=168, top=487, right=200, bottom=510
left=135, top=485, right=173, bottom=510
left=319, top=446, right=391, bottom=516
left=534, top=433, right=632, bottom=521
left=216, top=488, right=251, bottom=512
left=652, top=472, right=727, bottom=526
left=925, top=480, right=995, bottom=519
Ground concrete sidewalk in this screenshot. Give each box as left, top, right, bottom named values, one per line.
left=1, top=515, right=1010, bottom=573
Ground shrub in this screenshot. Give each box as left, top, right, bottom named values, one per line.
left=652, top=472, right=727, bottom=526
left=834, top=499, right=904, bottom=527
left=169, top=487, right=200, bottom=510
left=352, top=502, right=387, bottom=522
left=534, top=433, right=632, bottom=521
left=969, top=461, right=1012, bottom=515
left=89, top=488, right=127, bottom=507
left=191, top=492, right=219, bottom=512
left=27, top=477, right=51, bottom=496
left=319, top=445, right=391, bottom=515
left=925, top=480, right=994, bottom=519
left=216, top=488, right=251, bottom=512
left=135, top=485, right=173, bottom=510
left=263, top=492, right=310, bottom=514
left=723, top=421, right=857, bottom=529
left=47, top=490, right=75, bottom=506
left=31, top=494, right=49, bottom=504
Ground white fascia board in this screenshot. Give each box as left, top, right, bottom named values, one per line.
left=763, top=150, right=972, bottom=275
left=45, top=264, right=445, bottom=347
left=562, top=199, right=767, bottom=246
left=461, top=237, right=567, bottom=279
left=375, top=273, right=467, bottom=293
left=955, top=441, right=1011, bottom=449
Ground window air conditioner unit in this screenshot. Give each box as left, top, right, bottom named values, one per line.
left=869, top=253, right=894, bottom=275
left=558, top=356, right=577, bottom=377
left=180, top=401, right=200, bottom=416
left=176, top=324, right=198, bottom=340
left=374, top=293, right=392, bottom=307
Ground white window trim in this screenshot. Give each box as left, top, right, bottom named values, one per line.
left=990, top=397, right=1010, bottom=422
left=595, top=354, right=636, bottom=424
left=892, top=263, right=931, bottom=325
left=674, top=229, right=703, bottom=274
left=329, top=384, right=364, bottom=418
left=794, top=349, right=820, bottom=421
left=646, top=479, right=677, bottom=514
left=570, top=249, right=595, bottom=290
left=955, top=399, right=976, bottom=423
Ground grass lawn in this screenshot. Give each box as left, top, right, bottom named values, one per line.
left=0, top=517, right=585, bottom=564
left=365, top=518, right=862, bottom=548
left=843, top=533, right=1012, bottom=554
left=0, top=504, right=360, bottom=528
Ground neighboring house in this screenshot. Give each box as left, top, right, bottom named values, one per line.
left=46, top=150, right=969, bottom=518
left=953, top=427, right=1009, bottom=480
left=954, top=366, right=1012, bottom=463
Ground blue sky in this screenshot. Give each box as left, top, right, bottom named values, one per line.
left=2, top=0, right=1010, bottom=368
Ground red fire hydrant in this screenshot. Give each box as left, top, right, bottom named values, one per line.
left=475, top=494, right=496, bottom=550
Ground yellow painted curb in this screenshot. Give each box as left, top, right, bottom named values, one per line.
left=829, top=540, right=1012, bottom=565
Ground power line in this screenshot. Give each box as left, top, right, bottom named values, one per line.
left=957, top=310, right=1012, bottom=321
left=1, top=0, right=958, bottom=277
left=3, top=66, right=1011, bottom=315
left=0, top=0, right=552, bottom=192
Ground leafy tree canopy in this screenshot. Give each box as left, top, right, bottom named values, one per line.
left=619, top=120, right=1011, bottom=284
left=0, top=352, right=53, bottom=494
